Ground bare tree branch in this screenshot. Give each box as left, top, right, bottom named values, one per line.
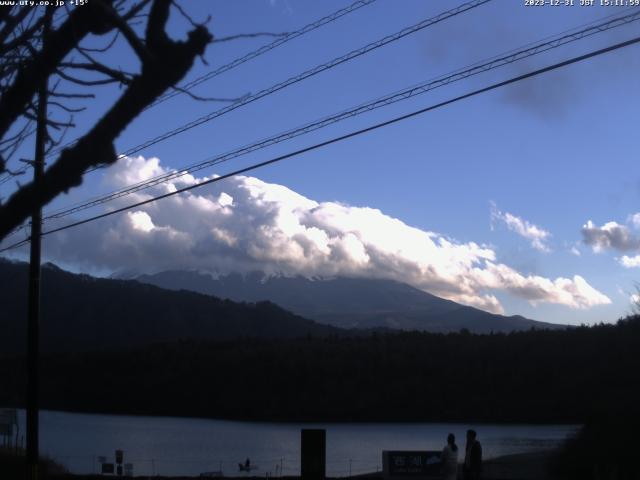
left=0, top=14, right=46, bottom=56
left=78, top=30, right=120, bottom=53
left=97, top=1, right=153, bottom=63
left=121, top=0, right=154, bottom=21
left=22, top=110, right=75, bottom=130
left=171, top=0, right=211, bottom=28
left=0, top=8, right=31, bottom=46
left=0, top=1, right=118, bottom=141
left=48, top=91, right=95, bottom=99
left=55, top=68, right=122, bottom=86
left=168, top=84, right=248, bottom=103
left=0, top=0, right=213, bottom=240
left=61, top=60, right=134, bottom=85
left=48, top=101, right=86, bottom=114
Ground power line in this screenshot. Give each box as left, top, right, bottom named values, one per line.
left=39, top=8, right=640, bottom=223
left=87, top=0, right=492, bottom=166
left=44, top=0, right=379, bottom=160
left=2, top=33, right=638, bottom=254
left=4, top=4, right=632, bottom=191
left=149, top=0, right=378, bottom=108
left=2, top=237, right=30, bottom=252
left=14, top=0, right=489, bottom=220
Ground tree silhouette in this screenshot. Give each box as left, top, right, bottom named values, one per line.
left=0, top=0, right=213, bottom=241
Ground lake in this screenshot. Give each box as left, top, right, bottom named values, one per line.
left=13, top=409, right=577, bottom=477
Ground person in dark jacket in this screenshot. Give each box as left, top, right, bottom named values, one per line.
left=463, top=429, right=482, bottom=480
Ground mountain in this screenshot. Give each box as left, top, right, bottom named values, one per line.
left=0, top=259, right=343, bottom=355
left=135, top=270, right=563, bottom=333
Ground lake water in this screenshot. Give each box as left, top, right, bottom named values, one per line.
left=13, top=409, right=577, bottom=477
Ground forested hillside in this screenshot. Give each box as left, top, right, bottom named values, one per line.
left=1, top=317, right=638, bottom=423
left=0, top=259, right=342, bottom=354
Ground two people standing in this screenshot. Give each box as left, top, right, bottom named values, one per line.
left=441, top=429, right=482, bottom=480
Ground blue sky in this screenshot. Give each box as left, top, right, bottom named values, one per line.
left=2, top=0, right=640, bottom=325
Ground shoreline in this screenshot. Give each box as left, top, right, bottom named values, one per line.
left=3, top=405, right=582, bottom=427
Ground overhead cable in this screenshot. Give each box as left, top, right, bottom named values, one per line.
left=2, top=33, right=638, bottom=253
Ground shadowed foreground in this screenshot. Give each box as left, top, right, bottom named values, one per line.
left=0, top=448, right=623, bottom=480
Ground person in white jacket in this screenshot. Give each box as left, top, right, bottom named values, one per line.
left=441, top=433, right=459, bottom=480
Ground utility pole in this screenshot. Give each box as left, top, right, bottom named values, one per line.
left=26, top=9, right=51, bottom=480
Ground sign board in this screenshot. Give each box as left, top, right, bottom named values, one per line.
left=382, top=451, right=442, bottom=477
left=101, top=463, right=115, bottom=474
left=301, top=429, right=326, bottom=480
left=115, top=449, right=124, bottom=464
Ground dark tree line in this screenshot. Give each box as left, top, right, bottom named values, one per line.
left=1, top=317, right=639, bottom=424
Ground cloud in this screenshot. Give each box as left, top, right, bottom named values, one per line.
left=629, top=213, right=640, bottom=228
left=619, top=255, right=640, bottom=268
left=36, top=156, right=611, bottom=314
left=128, top=211, right=155, bottom=233
left=490, top=202, right=551, bottom=252
left=501, top=66, right=579, bottom=119
left=581, top=219, right=640, bottom=253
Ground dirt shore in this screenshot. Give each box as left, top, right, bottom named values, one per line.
left=482, top=450, right=558, bottom=480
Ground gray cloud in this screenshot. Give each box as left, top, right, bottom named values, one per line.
left=500, top=65, right=579, bottom=119
left=421, top=3, right=639, bottom=119
left=581, top=220, right=640, bottom=253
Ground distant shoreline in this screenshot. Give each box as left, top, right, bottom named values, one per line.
left=3, top=405, right=583, bottom=427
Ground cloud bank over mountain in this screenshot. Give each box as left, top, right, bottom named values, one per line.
left=40, top=156, right=610, bottom=314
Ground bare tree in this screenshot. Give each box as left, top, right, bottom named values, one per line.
left=0, top=0, right=213, bottom=242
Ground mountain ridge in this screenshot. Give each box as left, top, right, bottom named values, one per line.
left=135, top=269, right=564, bottom=333
left=0, top=259, right=345, bottom=355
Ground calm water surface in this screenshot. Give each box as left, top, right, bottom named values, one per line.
left=14, top=409, right=577, bottom=477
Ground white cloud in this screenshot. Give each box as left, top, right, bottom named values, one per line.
left=629, top=213, right=640, bottom=228
left=38, top=156, right=611, bottom=314
left=490, top=202, right=551, bottom=252
left=581, top=220, right=640, bottom=253
left=619, top=255, right=640, bottom=268
left=128, top=211, right=155, bottom=233
left=108, top=155, right=165, bottom=186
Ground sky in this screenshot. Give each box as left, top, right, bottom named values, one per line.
left=2, top=0, right=640, bottom=325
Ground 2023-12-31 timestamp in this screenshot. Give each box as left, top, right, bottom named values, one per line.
left=525, top=0, right=640, bottom=6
